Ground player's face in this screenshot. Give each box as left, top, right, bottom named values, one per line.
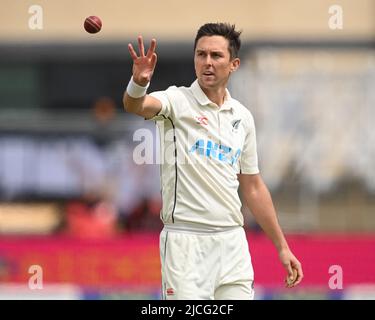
left=194, top=36, right=240, bottom=90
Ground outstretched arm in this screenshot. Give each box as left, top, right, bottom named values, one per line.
left=238, top=173, right=303, bottom=288
left=123, top=36, right=162, bottom=119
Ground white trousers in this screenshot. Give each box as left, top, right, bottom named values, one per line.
left=160, top=226, right=255, bottom=300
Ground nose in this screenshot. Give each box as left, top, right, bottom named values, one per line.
left=204, top=55, right=213, bottom=66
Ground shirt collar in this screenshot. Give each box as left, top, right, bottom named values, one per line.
left=190, top=79, right=233, bottom=111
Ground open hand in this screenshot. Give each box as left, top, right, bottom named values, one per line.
left=128, top=36, right=157, bottom=86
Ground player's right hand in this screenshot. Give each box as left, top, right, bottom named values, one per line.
left=128, top=36, right=157, bottom=87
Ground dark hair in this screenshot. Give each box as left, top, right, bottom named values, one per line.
left=194, top=23, right=242, bottom=59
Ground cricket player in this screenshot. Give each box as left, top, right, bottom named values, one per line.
left=123, top=23, right=303, bottom=299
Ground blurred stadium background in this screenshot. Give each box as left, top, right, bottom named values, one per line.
left=0, top=0, right=374, bottom=300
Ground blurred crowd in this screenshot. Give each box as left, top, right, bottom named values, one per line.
left=1, top=49, right=374, bottom=237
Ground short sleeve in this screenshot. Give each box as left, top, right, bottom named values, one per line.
left=148, top=86, right=180, bottom=121
left=148, top=90, right=171, bottom=121
left=239, top=115, right=259, bottom=174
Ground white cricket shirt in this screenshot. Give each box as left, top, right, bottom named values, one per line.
left=149, top=79, right=259, bottom=231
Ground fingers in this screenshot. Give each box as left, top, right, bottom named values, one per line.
left=285, top=263, right=303, bottom=288
left=146, top=38, right=157, bottom=58
left=138, top=35, right=145, bottom=57
left=150, top=53, right=158, bottom=68
left=128, top=43, right=138, bottom=60
left=284, top=263, right=294, bottom=288
left=128, top=37, right=157, bottom=61
left=293, top=265, right=304, bottom=287
left=287, top=264, right=293, bottom=279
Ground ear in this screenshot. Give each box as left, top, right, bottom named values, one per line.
left=230, top=58, right=240, bottom=73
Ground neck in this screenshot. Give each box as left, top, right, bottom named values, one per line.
left=200, top=85, right=227, bottom=107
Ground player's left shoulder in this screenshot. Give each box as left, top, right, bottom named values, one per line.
left=229, top=97, right=256, bottom=127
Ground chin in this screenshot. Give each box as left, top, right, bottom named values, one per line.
left=199, top=78, right=216, bottom=88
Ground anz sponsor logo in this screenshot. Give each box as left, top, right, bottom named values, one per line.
left=189, top=139, right=241, bottom=165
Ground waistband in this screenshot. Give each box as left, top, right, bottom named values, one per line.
left=163, top=223, right=242, bottom=235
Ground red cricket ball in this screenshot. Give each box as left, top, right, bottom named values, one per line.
left=84, top=16, right=102, bottom=34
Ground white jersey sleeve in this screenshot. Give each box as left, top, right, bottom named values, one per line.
left=148, top=86, right=181, bottom=121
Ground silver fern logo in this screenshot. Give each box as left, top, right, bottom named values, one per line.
left=231, top=119, right=241, bottom=132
